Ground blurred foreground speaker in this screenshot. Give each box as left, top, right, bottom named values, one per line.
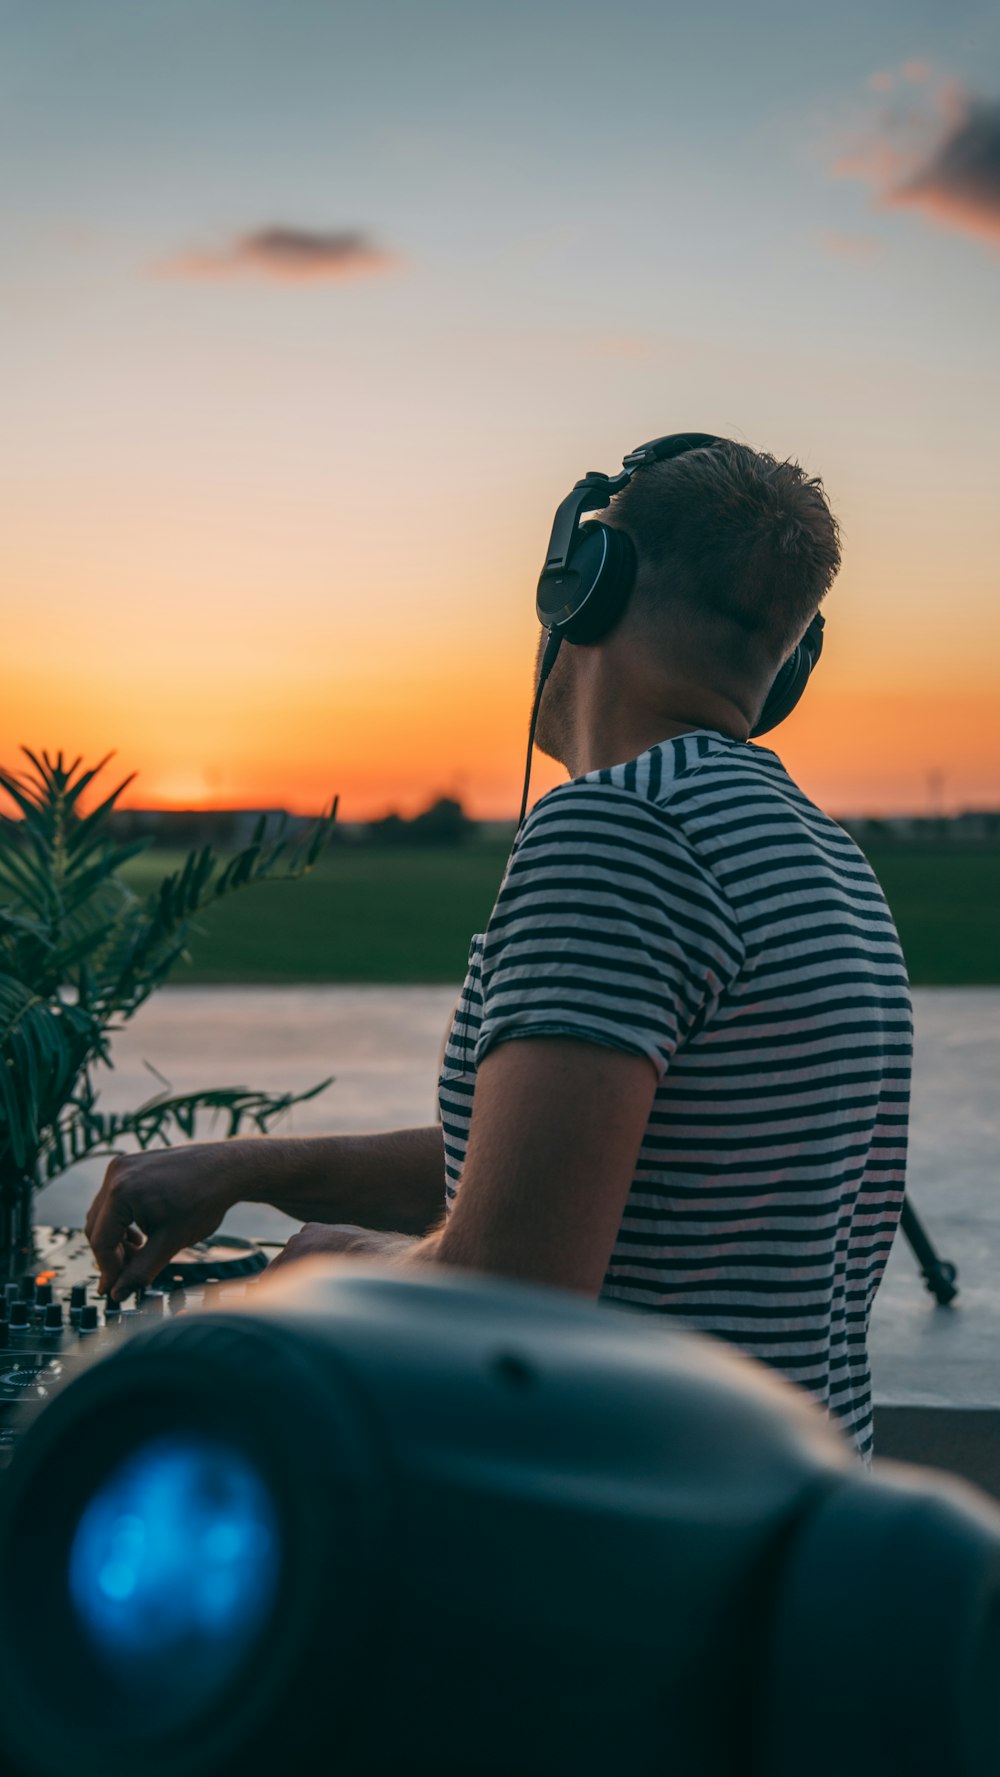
left=0, top=1265, right=998, bottom=1777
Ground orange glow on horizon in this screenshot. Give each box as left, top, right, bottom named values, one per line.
left=3, top=676, right=996, bottom=823
left=6, top=480, right=998, bottom=824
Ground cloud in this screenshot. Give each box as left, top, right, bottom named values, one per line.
left=890, top=95, right=1000, bottom=244
left=159, top=226, right=399, bottom=283
left=834, top=72, right=1000, bottom=249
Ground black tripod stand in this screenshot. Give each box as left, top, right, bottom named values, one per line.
left=901, top=1197, right=959, bottom=1305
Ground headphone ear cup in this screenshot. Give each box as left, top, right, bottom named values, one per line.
left=560, top=524, right=637, bottom=644
left=750, top=612, right=825, bottom=738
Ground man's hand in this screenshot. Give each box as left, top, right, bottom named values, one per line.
left=264, top=1223, right=418, bottom=1275
left=86, top=1144, right=250, bottom=1301
left=85, top=1127, right=448, bottom=1301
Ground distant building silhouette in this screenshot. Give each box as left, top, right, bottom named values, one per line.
left=108, top=807, right=305, bottom=849
left=838, top=810, right=1000, bottom=848
left=98, top=802, right=1000, bottom=852
left=108, top=797, right=477, bottom=849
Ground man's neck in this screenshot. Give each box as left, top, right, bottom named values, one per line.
left=569, top=688, right=751, bottom=777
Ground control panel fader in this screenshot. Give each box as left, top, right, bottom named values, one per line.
left=0, top=1225, right=280, bottom=1473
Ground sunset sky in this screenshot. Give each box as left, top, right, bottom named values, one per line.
left=4, top=0, right=999, bottom=819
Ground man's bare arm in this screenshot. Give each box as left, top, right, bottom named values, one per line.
left=394, top=1038, right=658, bottom=1295
left=241, top=1128, right=445, bottom=1230
left=87, top=1126, right=445, bottom=1300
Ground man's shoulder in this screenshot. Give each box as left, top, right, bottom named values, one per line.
left=524, top=733, right=776, bottom=830
left=522, top=773, right=681, bottom=841
left=515, top=770, right=718, bottom=889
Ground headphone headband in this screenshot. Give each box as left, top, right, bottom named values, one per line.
left=621, top=432, right=726, bottom=470
left=537, top=432, right=727, bottom=633
left=521, top=429, right=826, bottom=825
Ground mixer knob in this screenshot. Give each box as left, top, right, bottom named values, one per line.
left=0, top=1321, right=8, bottom=1350
left=4, top=1282, right=19, bottom=1306
left=79, top=1304, right=99, bottom=1333
left=20, top=1276, right=36, bottom=1303
left=43, top=1303, right=64, bottom=1332
left=69, top=1284, right=87, bottom=1311
left=9, top=1302, right=29, bottom=1330
left=35, top=1282, right=53, bottom=1309
left=104, top=1297, right=121, bottom=1318
left=169, top=1288, right=188, bottom=1315
left=0, top=1296, right=7, bottom=1324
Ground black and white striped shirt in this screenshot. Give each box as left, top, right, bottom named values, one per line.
left=438, top=729, right=912, bottom=1462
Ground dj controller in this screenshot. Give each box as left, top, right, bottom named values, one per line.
left=0, top=1225, right=282, bottom=1474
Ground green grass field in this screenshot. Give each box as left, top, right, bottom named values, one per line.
left=859, top=848, right=999, bottom=986
left=120, top=842, right=1000, bottom=987
left=121, top=844, right=513, bottom=984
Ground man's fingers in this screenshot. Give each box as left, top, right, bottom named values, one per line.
left=263, top=1239, right=298, bottom=1274
left=95, top=1243, right=124, bottom=1300
left=96, top=1226, right=144, bottom=1294
left=88, top=1189, right=137, bottom=1287
left=113, top=1232, right=177, bottom=1303
left=85, top=1157, right=126, bottom=1243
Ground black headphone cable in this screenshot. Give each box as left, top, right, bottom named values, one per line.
left=517, top=626, right=563, bottom=832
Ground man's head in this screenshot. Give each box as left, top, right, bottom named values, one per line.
left=533, top=440, right=841, bottom=772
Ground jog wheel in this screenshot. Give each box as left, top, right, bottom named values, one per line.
left=152, top=1236, right=269, bottom=1290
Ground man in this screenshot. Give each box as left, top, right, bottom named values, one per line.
left=86, top=439, right=912, bottom=1464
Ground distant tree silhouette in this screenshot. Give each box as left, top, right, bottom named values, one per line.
left=410, top=797, right=472, bottom=844
left=369, top=797, right=472, bottom=846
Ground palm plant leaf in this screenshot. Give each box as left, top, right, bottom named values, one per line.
left=0, top=750, right=339, bottom=1242
left=41, top=1076, right=333, bottom=1183
left=0, top=981, right=96, bottom=1176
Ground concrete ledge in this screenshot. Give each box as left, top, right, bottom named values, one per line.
left=873, top=1406, right=1000, bottom=1502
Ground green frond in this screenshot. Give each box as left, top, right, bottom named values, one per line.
left=41, top=1076, right=333, bottom=1178
left=0, top=982, right=95, bottom=1178
left=1, top=748, right=339, bottom=1213
left=63, top=775, right=139, bottom=854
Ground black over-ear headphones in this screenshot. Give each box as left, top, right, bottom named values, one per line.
left=518, top=432, right=825, bottom=826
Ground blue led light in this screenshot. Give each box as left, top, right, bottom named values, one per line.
left=69, top=1435, right=280, bottom=1710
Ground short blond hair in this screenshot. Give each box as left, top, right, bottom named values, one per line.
left=605, top=441, right=841, bottom=662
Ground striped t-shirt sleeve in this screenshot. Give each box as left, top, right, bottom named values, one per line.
left=474, top=781, right=745, bottom=1078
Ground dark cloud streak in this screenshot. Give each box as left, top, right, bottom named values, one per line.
left=891, top=97, right=1000, bottom=242
left=159, top=225, right=398, bottom=282
left=834, top=75, right=1000, bottom=250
